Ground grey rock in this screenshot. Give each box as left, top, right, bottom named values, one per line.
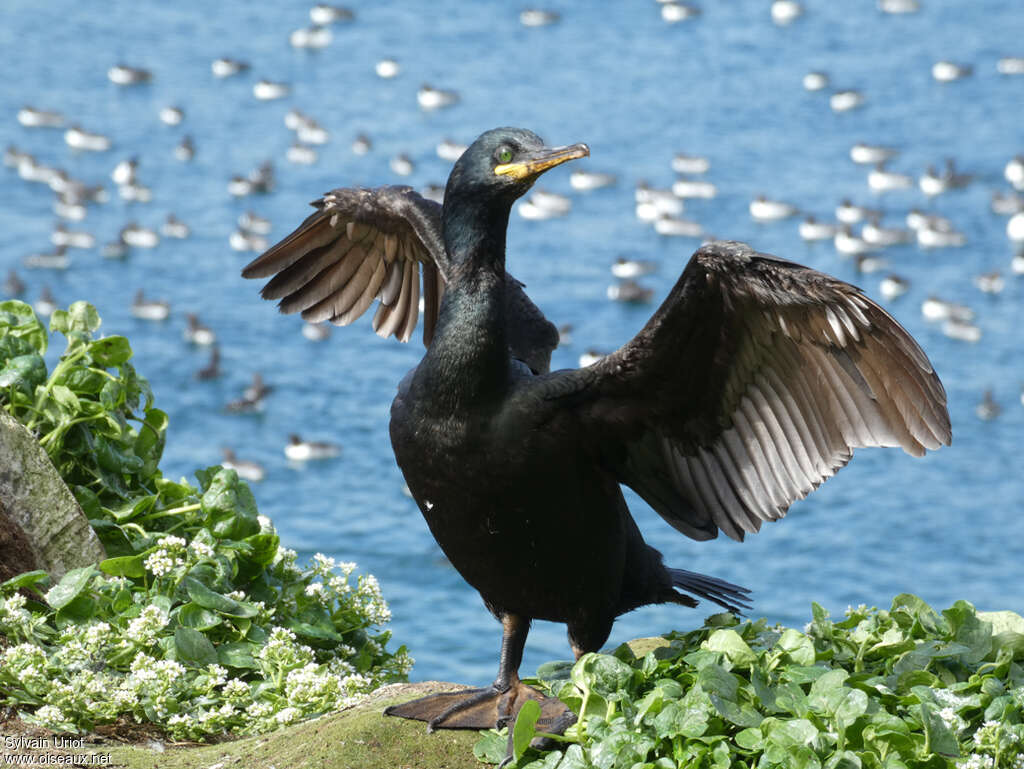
left=0, top=410, right=106, bottom=580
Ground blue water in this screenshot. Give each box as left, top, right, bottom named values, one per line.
left=2, top=1, right=1023, bottom=685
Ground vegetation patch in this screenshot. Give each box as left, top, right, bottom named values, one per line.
left=0, top=300, right=411, bottom=740
left=475, top=597, right=1024, bottom=769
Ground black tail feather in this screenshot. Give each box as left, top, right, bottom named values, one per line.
left=668, top=568, right=752, bottom=615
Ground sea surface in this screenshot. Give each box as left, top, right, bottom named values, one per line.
left=2, top=0, right=1022, bottom=684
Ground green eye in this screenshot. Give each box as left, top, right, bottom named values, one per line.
left=497, top=148, right=513, bottom=164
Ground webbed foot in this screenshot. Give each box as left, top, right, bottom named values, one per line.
left=384, top=681, right=565, bottom=732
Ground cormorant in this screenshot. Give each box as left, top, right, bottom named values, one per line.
left=241, top=127, right=951, bottom=739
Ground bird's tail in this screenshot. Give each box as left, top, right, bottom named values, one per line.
left=668, top=568, right=752, bottom=615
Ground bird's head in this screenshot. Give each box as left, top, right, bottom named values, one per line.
left=445, top=127, right=589, bottom=208
left=442, top=127, right=588, bottom=264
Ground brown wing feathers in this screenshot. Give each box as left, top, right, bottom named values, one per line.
left=240, top=187, right=442, bottom=344
left=589, top=241, right=951, bottom=543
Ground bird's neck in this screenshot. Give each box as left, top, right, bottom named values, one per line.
left=417, top=203, right=512, bottom=410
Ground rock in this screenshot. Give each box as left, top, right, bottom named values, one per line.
left=93, top=682, right=485, bottom=769
left=0, top=411, right=106, bottom=581
left=0, top=496, right=39, bottom=582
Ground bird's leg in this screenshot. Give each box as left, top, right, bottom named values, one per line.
left=384, top=614, right=566, bottom=731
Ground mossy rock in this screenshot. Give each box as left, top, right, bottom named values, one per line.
left=0, top=410, right=105, bottom=580
left=88, top=683, right=486, bottom=769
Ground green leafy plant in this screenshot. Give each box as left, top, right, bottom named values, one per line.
left=0, top=300, right=411, bottom=738
left=478, top=596, right=1024, bottom=769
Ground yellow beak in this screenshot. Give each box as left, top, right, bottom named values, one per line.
left=494, top=143, right=590, bottom=180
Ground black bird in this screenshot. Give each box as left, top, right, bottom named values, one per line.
left=242, top=127, right=950, bottom=738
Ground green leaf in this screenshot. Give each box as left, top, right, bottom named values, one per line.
left=698, top=662, right=739, bottom=702
left=1, top=570, right=50, bottom=591
left=201, top=468, right=260, bottom=539
left=290, top=622, right=343, bottom=642
left=134, top=408, right=168, bottom=476
left=511, top=699, right=541, bottom=761
left=572, top=653, right=633, bottom=698
left=735, top=727, right=764, bottom=751
left=217, top=641, right=258, bottom=669
left=56, top=594, right=96, bottom=623
left=174, top=626, right=219, bottom=667
left=183, top=576, right=258, bottom=617
left=942, top=600, right=992, bottom=663
left=473, top=730, right=508, bottom=764
left=45, top=566, right=95, bottom=609
left=0, top=353, right=46, bottom=392
left=66, top=301, right=101, bottom=333
left=652, top=701, right=709, bottom=739
left=704, top=628, right=758, bottom=668
left=89, top=336, right=132, bottom=367
left=0, top=300, right=48, bottom=353
left=708, top=693, right=763, bottom=727
left=50, top=384, right=81, bottom=414
left=919, top=703, right=960, bottom=757
left=99, top=554, right=145, bottom=578
left=777, top=629, right=816, bottom=666
left=177, top=603, right=223, bottom=631
left=767, top=718, right=819, bottom=750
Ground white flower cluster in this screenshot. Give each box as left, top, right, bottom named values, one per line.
left=125, top=603, right=169, bottom=645
left=356, top=573, right=391, bottom=624
left=0, top=591, right=42, bottom=639
left=957, top=756, right=995, bottom=769
left=189, top=539, right=215, bottom=559
left=144, top=535, right=188, bottom=577
left=256, top=626, right=315, bottom=670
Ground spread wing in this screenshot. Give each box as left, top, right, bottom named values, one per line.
left=241, top=185, right=558, bottom=371
left=241, top=186, right=446, bottom=345
left=543, top=240, right=951, bottom=542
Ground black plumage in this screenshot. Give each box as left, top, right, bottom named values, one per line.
left=242, top=127, right=951, bottom=737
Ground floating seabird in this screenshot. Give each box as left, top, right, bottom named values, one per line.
left=375, top=58, right=400, bottom=78
left=131, top=290, right=170, bottom=321
left=221, top=449, right=266, bottom=482
left=196, top=346, right=221, bottom=380
left=211, top=58, right=250, bottom=78
left=174, top=135, right=195, bottom=162
left=770, top=0, right=803, bottom=25
left=750, top=195, right=798, bottom=221
left=661, top=2, right=701, bottom=23
left=830, top=90, right=865, bottom=112
left=23, top=247, right=70, bottom=270
left=868, top=163, right=913, bottom=192
left=159, top=106, right=184, bottom=126
left=290, top=25, right=332, bottom=49
left=607, top=279, right=654, bottom=303
left=932, top=61, right=973, bottom=82
left=520, top=9, right=561, bottom=26
left=436, top=138, right=468, bottom=163
left=670, top=153, right=710, bottom=175
left=51, top=223, right=95, bottom=249
left=416, top=84, right=459, bottom=110
left=850, top=143, right=897, bottom=166
left=17, top=106, right=65, bottom=128
left=802, top=72, right=829, bottom=91
left=799, top=216, right=838, bottom=242
left=878, top=274, right=909, bottom=300
left=107, top=64, right=152, bottom=85
left=253, top=80, right=290, bottom=100
left=64, top=126, right=111, bottom=152
left=184, top=313, right=216, bottom=345
left=284, top=434, right=341, bottom=461
left=121, top=223, right=160, bottom=248
left=161, top=214, right=190, bottom=239
left=309, top=4, right=353, bottom=24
